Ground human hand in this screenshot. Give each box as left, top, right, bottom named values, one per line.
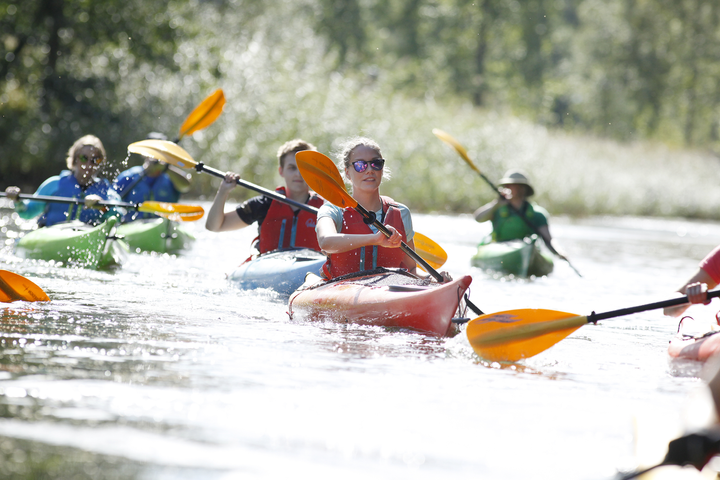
left=687, top=282, right=711, bottom=305
left=4, top=186, right=20, bottom=201
left=84, top=194, right=103, bottom=209
left=376, top=225, right=402, bottom=249
left=220, top=172, right=240, bottom=192
left=439, top=271, right=453, bottom=283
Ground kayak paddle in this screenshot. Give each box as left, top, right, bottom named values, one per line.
left=1, top=192, right=204, bottom=222
left=295, top=150, right=445, bottom=282
left=432, top=128, right=582, bottom=277
left=0, top=270, right=50, bottom=303
left=413, top=232, right=447, bottom=271
left=618, top=429, right=720, bottom=480
left=466, top=289, right=720, bottom=362
left=177, top=89, right=226, bottom=142
left=128, top=140, right=449, bottom=269
left=122, top=89, right=225, bottom=199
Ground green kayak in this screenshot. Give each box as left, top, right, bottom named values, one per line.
left=16, top=217, right=129, bottom=269
left=116, top=217, right=195, bottom=254
left=471, top=235, right=554, bottom=278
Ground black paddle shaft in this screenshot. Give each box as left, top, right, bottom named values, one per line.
left=587, top=289, right=720, bottom=323
left=192, top=161, right=444, bottom=281
left=1, top=192, right=142, bottom=210
left=193, top=162, right=318, bottom=214
left=353, top=203, right=444, bottom=283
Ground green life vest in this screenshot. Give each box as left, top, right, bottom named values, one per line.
left=491, top=202, right=548, bottom=242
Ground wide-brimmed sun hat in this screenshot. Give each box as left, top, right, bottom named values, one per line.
left=498, top=169, right=534, bottom=196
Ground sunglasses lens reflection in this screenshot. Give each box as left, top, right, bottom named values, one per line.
left=352, top=159, right=384, bottom=172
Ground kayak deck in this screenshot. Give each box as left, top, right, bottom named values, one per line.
left=668, top=311, right=720, bottom=363
left=15, top=218, right=128, bottom=269
left=116, top=217, right=195, bottom=253
left=229, top=248, right=326, bottom=296
left=471, top=236, right=554, bottom=278
left=288, top=268, right=472, bottom=336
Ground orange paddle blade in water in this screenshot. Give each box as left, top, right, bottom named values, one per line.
left=0, top=270, right=50, bottom=303
left=466, top=309, right=587, bottom=362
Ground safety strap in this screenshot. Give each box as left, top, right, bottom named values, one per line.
left=290, top=215, right=298, bottom=248
left=277, top=219, right=287, bottom=250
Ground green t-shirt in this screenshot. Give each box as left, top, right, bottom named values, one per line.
left=491, top=202, right=549, bottom=242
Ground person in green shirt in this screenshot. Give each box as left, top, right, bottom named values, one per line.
left=473, top=169, right=557, bottom=249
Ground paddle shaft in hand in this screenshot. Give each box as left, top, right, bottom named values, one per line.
left=122, top=89, right=225, bottom=199
left=432, top=128, right=582, bottom=277
left=467, top=289, right=720, bottom=362
left=128, top=140, right=448, bottom=270
left=295, top=150, right=445, bottom=283
left=0, top=192, right=203, bottom=218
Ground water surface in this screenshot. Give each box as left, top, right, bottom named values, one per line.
left=1, top=204, right=719, bottom=479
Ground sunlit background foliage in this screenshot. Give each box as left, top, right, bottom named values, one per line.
left=2, top=0, right=720, bottom=218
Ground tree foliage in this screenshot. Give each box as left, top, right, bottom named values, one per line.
left=3, top=0, right=720, bottom=216
left=0, top=0, right=181, bottom=187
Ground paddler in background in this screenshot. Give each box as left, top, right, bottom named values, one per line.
left=315, top=136, right=451, bottom=282
left=4, top=134, right=123, bottom=227
left=205, top=139, right=324, bottom=253
left=113, top=132, right=192, bottom=222
left=473, top=169, right=559, bottom=250
left=664, top=244, right=720, bottom=317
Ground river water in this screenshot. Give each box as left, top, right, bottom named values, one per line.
left=1, top=202, right=720, bottom=480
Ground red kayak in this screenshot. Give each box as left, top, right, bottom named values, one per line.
left=288, top=268, right=473, bottom=336
left=667, top=307, right=720, bottom=362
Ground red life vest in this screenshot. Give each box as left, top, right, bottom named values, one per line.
left=257, top=187, right=323, bottom=254
left=323, top=196, right=408, bottom=279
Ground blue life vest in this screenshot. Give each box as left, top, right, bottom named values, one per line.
left=40, top=171, right=120, bottom=227
left=113, top=166, right=180, bottom=221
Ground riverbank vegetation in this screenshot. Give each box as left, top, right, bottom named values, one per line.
left=2, top=0, right=720, bottom=218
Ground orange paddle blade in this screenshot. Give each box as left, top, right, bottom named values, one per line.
left=432, top=129, right=481, bottom=174
left=466, top=309, right=588, bottom=362
left=179, top=89, right=226, bottom=139
left=137, top=201, right=204, bottom=221
left=413, top=232, right=448, bottom=271
left=295, top=151, right=357, bottom=209
left=0, top=270, right=50, bottom=303
left=128, top=140, right=197, bottom=169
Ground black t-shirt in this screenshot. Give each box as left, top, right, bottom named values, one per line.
left=235, top=195, right=273, bottom=226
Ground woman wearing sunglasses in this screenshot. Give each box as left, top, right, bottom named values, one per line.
left=316, top=137, right=424, bottom=279
left=4, top=135, right=122, bottom=227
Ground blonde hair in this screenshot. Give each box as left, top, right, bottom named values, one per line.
left=276, top=139, right=316, bottom=168
left=66, top=135, right=106, bottom=169
left=336, top=136, right=391, bottom=180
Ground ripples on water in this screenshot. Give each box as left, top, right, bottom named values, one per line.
left=2, top=203, right=720, bottom=479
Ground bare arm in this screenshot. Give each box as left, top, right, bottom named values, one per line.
left=205, top=172, right=250, bottom=232
left=473, top=198, right=501, bottom=223
left=664, top=268, right=718, bottom=317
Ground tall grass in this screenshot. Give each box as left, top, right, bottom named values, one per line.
left=113, top=0, right=720, bottom=220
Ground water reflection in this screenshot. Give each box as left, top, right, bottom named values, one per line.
left=0, top=208, right=718, bottom=479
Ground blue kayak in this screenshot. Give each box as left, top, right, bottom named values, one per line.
left=228, top=248, right=326, bottom=296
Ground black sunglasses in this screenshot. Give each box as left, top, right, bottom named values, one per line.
left=352, top=158, right=385, bottom=173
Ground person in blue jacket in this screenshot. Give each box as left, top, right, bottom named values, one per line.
left=113, top=132, right=192, bottom=222
left=4, top=135, right=122, bottom=227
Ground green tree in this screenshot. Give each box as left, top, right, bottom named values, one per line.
left=0, top=0, right=181, bottom=189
